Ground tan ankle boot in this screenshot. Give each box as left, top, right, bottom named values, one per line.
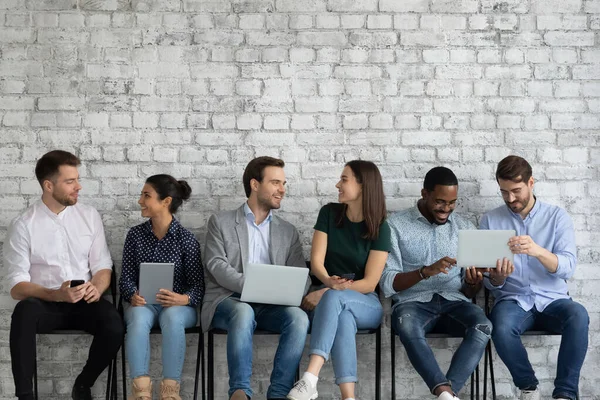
left=129, top=376, right=152, bottom=400
left=160, top=379, right=181, bottom=400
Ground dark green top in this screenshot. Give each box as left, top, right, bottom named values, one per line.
left=314, top=203, right=391, bottom=281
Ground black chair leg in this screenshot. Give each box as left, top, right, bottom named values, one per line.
left=470, top=370, right=474, bottom=400
left=105, top=359, right=112, bottom=400
left=390, top=326, right=395, bottom=400
left=376, top=325, right=381, bottom=400
left=488, top=342, right=496, bottom=400
left=193, top=331, right=203, bottom=400
left=34, top=342, right=38, bottom=400
left=208, top=331, right=214, bottom=400
left=483, top=342, right=489, bottom=400
left=122, top=336, right=128, bottom=400
left=475, top=363, right=480, bottom=400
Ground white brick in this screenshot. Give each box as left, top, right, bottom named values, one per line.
left=237, top=114, right=262, bottom=130
left=110, top=113, right=132, bottom=128
left=84, top=112, right=109, bottom=128
left=316, top=14, right=340, bottom=29
left=342, top=114, right=368, bottom=130
left=291, top=114, right=315, bottom=130
left=263, top=115, right=289, bottom=130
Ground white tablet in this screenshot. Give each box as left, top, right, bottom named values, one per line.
left=457, top=230, right=515, bottom=268
left=139, top=262, right=175, bottom=304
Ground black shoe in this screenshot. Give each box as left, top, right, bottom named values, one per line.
left=71, top=383, right=92, bottom=400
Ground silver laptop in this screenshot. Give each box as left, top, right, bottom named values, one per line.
left=139, top=262, right=175, bottom=304
left=241, top=263, right=309, bottom=307
left=457, top=230, right=515, bottom=268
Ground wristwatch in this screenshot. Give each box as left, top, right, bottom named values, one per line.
left=418, top=266, right=430, bottom=280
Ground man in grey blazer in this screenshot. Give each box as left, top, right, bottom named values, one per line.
left=202, top=156, right=310, bottom=400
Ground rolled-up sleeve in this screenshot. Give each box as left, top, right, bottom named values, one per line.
left=4, top=219, right=32, bottom=291
left=551, top=209, right=577, bottom=280
left=381, top=221, right=404, bottom=298
left=88, top=209, right=113, bottom=275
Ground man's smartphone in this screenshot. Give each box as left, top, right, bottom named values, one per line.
left=340, top=273, right=356, bottom=280
left=70, top=279, right=85, bottom=288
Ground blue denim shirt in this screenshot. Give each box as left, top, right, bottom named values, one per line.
left=480, top=199, right=577, bottom=312
left=381, top=205, right=476, bottom=308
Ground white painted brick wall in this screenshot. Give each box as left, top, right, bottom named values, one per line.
left=0, top=0, right=599, bottom=399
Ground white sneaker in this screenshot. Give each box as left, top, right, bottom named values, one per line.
left=520, top=388, right=540, bottom=400
left=437, top=392, right=457, bottom=400
left=287, top=377, right=318, bottom=400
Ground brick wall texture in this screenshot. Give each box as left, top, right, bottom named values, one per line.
left=0, top=0, right=599, bottom=398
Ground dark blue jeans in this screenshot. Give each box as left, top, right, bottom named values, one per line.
left=490, top=299, right=589, bottom=400
left=391, top=294, right=491, bottom=394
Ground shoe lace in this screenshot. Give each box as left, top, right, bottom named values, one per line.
left=293, top=380, right=309, bottom=393
left=161, top=383, right=179, bottom=398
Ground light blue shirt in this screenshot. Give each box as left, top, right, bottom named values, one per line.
left=381, top=205, right=476, bottom=308
left=480, top=199, right=577, bottom=312
left=243, top=202, right=272, bottom=265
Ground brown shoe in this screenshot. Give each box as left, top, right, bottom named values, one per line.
left=230, top=389, right=249, bottom=400
left=128, top=376, right=152, bottom=400
left=160, top=379, right=181, bottom=400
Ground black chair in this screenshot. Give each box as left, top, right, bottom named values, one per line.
left=32, top=268, right=119, bottom=400
left=482, top=288, right=580, bottom=400
left=118, top=295, right=205, bottom=400
left=390, top=318, right=480, bottom=400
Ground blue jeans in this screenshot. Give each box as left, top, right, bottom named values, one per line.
left=124, top=304, right=197, bottom=381
left=391, top=294, right=491, bottom=394
left=212, top=297, right=309, bottom=399
left=490, top=299, right=589, bottom=400
left=309, top=290, right=383, bottom=385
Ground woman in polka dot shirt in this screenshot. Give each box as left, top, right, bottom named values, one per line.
left=118, top=174, right=204, bottom=400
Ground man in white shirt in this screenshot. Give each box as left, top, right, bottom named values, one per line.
left=4, top=150, right=124, bottom=400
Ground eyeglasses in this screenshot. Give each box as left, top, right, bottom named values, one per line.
left=433, top=200, right=458, bottom=208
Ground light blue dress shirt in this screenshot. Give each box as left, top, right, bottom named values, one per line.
left=381, top=205, right=476, bottom=308
left=243, top=202, right=272, bottom=265
left=480, top=199, right=577, bottom=312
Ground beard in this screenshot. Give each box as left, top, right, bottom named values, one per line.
left=52, top=191, right=77, bottom=207
left=505, top=197, right=530, bottom=213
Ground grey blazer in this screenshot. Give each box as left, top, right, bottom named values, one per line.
left=201, top=204, right=308, bottom=331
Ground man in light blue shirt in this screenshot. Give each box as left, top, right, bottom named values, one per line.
left=382, top=167, right=508, bottom=400
left=481, top=155, right=589, bottom=400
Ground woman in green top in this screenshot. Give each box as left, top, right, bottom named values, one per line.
left=287, top=160, right=391, bottom=400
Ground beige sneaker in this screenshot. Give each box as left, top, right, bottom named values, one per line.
left=129, top=376, right=152, bottom=400
left=160, top=379, right=181, bottom=400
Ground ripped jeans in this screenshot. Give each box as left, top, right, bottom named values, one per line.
left=391, top=294, right=491, bottom=394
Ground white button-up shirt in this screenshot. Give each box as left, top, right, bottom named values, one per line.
left=4, top=200, right=113, bottom=291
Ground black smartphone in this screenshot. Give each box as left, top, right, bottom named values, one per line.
left=340, top=273, right=356, bottom=280
left=70, top=279, right=85, bottom=288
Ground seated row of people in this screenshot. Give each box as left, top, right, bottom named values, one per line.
left=4, top=150, right=588, bottom=400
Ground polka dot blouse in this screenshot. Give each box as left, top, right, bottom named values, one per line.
left=118, top=218, right=204, bottom=307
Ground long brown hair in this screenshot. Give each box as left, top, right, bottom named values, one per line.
left=335, top=160, right=387, bottom=240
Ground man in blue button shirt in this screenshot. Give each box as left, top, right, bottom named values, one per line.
left=481, top=155, right=589, bottom=400
left=382, top=167, right=512, bottom=400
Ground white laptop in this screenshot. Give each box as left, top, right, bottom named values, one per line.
left=241, top=263, right=309, bottom=307
left=457, top=230, right=515, bottom=268
left=139, top=262, right=175, bottom=304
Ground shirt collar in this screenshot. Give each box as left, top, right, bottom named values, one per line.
left=144, top=217, right=180, bottom=238
left=507, top=195, right=540, bottom=222
left=37, top=199, right=70, bottom=220
left=244, top=202, right=272, bottom=226
left=411, top=202, right=454, bottom=225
